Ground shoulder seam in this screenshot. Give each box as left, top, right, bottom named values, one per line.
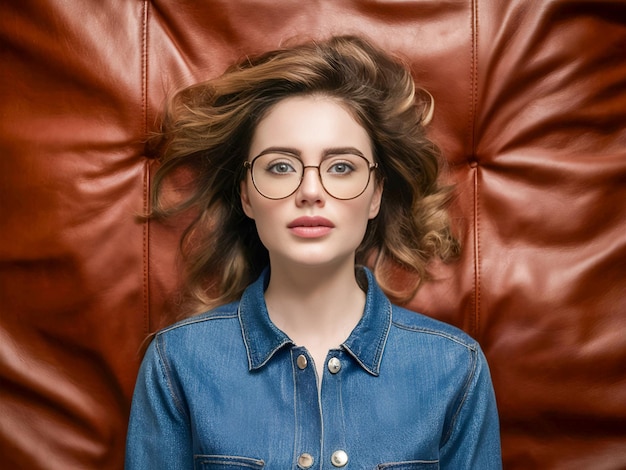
left=391, top=320, right=478, bottom=351
left=154, top=335, right=190, bottom=420
left=157, top=312, right=238, bottom=336
left=441, top=346, right=479, bottom=445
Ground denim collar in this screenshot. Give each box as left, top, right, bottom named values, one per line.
left=239, top=266, right=392, bottom=376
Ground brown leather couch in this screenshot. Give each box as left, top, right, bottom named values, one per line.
left=1, top=1, right=625, bottom=468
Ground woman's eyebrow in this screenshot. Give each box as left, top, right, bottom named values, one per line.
left=322, top=147, right=366, bottom=157
left=254, top=147, right=301, bottom=158
left=254, top=146, right=366, bottom=159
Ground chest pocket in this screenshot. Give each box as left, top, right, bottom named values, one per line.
left=194, top=455, right=265, bottom=469
left=377, top=461, right=439, bottom=470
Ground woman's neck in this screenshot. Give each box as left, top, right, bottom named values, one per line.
left=264, top=261, right=366, bottom=371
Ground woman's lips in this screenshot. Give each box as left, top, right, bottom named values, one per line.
left=287, top=216, right=334, bottom=238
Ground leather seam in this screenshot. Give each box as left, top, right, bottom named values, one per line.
left=470, top=0, right=481, bottom=338
left=142, top=0, right=150, bottom=334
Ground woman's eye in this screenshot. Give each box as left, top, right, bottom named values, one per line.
left=328, top=162, right=355, bottom=175
left=267, top=162, right=296, bottom=174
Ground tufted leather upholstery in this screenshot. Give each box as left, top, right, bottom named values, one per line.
left=1, top=1, right=625, bottom=468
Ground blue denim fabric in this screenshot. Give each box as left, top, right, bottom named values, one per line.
left=126, top=268, right=502, bottom=469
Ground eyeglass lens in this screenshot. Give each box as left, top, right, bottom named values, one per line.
left=249, top=152, right=374, bottom=200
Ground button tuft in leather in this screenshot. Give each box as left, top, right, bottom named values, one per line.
left=327, top=357, right=341, bottom=374
left=331, top=450, right=348, bottom=467
left=297, top=354, right=308, bottom=370
left=298, top=452, right=314, bottom=469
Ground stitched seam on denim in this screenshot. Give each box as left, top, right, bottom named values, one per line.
left=239, top=302, right=255, bottom=370
left=346, top=295, right=392, bottom=375
left=340, top=301, right=390, bottom=377
left=370, top=272, right=392, bottom=367
left=345, top=299, right=391, bottom=375
left=375, top=301, right=393, bottom=370
left=249, top=339, right=292, bottom=370
left=155, top=334, right=189, bottom=420
left=194, top=454, right=265, bottom=467
left=240, top=302, right=293, bottom=370
left=341, top=346, right=378, bottom=376
left=441, top=346, right=478, bottom=446
left=158, top=312, right=238, bottom=336
left=239, top=298, right=269, bottom=370
left=377, top=461, right=439, bottom=469
left=315, top=352, right=325, bottom=462
left=336, top=359, right=347, bottom=456
left=391, top=322, right=478, bottom=352
left=291, top=350, right=299, bottom=470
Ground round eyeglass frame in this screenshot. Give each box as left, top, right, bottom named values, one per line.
left=243, top=153, right=379, bottom=200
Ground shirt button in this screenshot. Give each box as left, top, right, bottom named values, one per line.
left=331, top=450, right=348, bottom=467
left=298, top=452, right=314, bottom=469
left=327, top=357, right=341, bottom=374
left=297, top=354, right=308, bottom=370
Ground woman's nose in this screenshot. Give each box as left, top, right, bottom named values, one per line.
left=295, top=166, right=326, bottom=205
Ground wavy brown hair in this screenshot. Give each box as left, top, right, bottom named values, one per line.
left=149, top=35, right=460, bottom=317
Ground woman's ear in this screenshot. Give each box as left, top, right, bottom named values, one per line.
left=240, top=179, right=255, bottom=219
left=368, top=182, right=383, bottom=219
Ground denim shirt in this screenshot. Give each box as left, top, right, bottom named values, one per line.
left=126, top=268, right=502, bottom=469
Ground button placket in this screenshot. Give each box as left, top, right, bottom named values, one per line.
left=321, top=351, right=348, bottom=470
left=293, top=348, right=322, bottom=470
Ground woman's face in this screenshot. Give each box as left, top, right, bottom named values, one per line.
left=240, top=95, right=382, bottom=272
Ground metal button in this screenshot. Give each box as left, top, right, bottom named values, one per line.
left=298, top=452, right=314, bottom=469
left=331, top=450, right=348, bottom=467
left=297, top=354, right=308, bottom=369
left=327, top=357, right=341, bottom=374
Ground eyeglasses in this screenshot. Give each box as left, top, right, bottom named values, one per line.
left=243, top=150, right=378, bottom=200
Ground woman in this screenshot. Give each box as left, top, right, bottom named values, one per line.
left=126, top=35, right=502, bottom=469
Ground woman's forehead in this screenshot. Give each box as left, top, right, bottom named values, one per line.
left=249, top=95, right=373, bottom=160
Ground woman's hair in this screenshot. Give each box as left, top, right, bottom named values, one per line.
left=149, top=35, right=460, bottom=316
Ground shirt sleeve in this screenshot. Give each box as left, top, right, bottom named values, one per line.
left=125, top=336, right=193, bottom=469
left=439, top=344, right=503, bottom=469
